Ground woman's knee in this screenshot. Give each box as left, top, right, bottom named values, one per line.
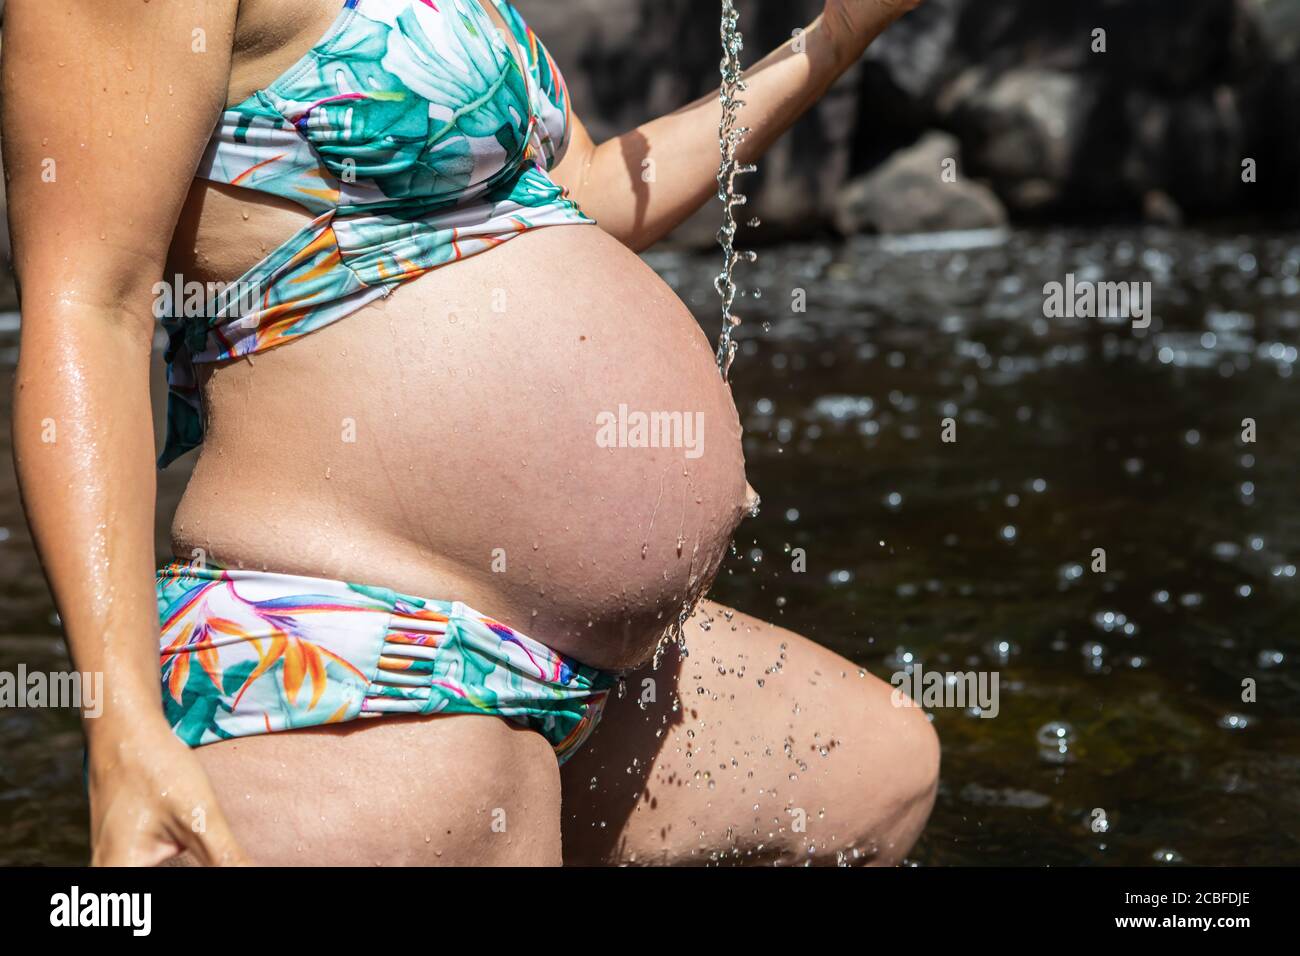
left=559, top=603, right=940, bottom=865
left=821, top=668, right=939, bottom=863
left=704, top=605, right=940, bottom=864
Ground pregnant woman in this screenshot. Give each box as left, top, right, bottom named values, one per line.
left=5, top=0, right=936, bottom=865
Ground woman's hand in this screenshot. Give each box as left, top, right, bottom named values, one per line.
left=822, top=0, right=927, bottom=64
left=88, top=721, right=249, bottom=867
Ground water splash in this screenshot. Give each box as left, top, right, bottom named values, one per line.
left=714, top=0, right=757, bottom=380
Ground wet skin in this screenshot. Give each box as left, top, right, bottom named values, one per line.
left=5, top=0, right=936, bottom=865
left=173, top=215, right=753, bottom=671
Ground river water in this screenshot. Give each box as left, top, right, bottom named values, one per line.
left=1, top=226, right=1298, bottom=865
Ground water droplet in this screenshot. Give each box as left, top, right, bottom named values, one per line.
left=1036, top=720, right=1075, bottom=764
left=1218, top=713, right=1250, bottom=731
left=1257, top=649, right=1284, bottom=668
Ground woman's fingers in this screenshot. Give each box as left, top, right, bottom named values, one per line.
left=90, top=789, right=250, bottom=866
left=95, top=814, right=248, bottom=867
left=92, top=817, right=174, bottom=868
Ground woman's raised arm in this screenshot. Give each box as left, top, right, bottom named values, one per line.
left=550, top=0, right=923, bottom=251
left=3, top=0, right=246, bottom=866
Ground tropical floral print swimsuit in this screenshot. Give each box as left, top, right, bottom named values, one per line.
left=160, top=0, right=592, bottom=467
left=158, top=563, right=613, bottom=761
left=156, top=0, right=610, bottom=760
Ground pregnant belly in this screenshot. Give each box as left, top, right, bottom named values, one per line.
left=173, top=225, right=752, bottom=669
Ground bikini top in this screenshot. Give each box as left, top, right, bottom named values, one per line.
left=159, top=0, right=593, bottom=467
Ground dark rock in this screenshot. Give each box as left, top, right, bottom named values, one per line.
left=943, top=67, right=1098, bottom=215
left=1142, top=189, right=1185, bottom=226
left=928, top=0, right=1299, bottom=219
left=834, top=131, right=1007, bottom=234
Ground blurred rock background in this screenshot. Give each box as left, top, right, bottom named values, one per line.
left=517, top=0, right=1300, bottom=242
left=3, top=0, right=1300, bottom=310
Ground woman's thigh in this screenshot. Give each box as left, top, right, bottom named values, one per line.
left=177, top=713, right=562, bottom=866
left=560, top=601, right=940, bottom=866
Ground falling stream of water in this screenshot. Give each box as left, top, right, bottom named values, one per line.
left=643, top=0, right=762, bottom=676
left=714, top=0, right=756, bottom=380
left=642, top=3, right=761, bottom=679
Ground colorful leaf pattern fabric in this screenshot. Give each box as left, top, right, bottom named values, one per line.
left=158, top=562, right=615, bottom=762
left=160, top=0, right=593, bottom=466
